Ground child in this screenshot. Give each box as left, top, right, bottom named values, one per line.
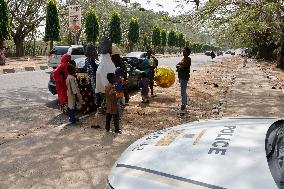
left=66, top=64, right=83, bottom=123
left=139, top=72, right=150, bottom=103
left=115, top=67, right=125, bottom=118
left=105, top=73, right=121, bottom=134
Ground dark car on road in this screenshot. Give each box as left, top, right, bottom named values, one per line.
left=48, top=57, right=142, bottom=95
left=217, top=51, right=223, bottom=56
left=122, top=52, right=158, bottom=71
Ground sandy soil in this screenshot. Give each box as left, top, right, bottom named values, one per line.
left=0, top=57, right=48, bottom=69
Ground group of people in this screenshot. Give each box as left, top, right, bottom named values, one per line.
left=53, top=39, right=192, bottom=133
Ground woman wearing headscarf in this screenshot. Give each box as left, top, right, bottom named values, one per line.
left=53, top=54, right=71, bottom=112
left=72, top=44, right=98, bottom=114
left=96, top=38, right=116, bottom=111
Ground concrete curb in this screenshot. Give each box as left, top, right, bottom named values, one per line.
left=0, top=65, right=49, bottom=75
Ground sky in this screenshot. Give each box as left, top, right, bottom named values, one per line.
left=114, top=0, right=200, bottom=16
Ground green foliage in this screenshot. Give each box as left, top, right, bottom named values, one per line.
left=44, top=0, right=60, bottom=42
left=109, top=11, right=122, bottom=44
left=168, top=30, right=176, bottom=48
left=85, top=6, right=100, bottom=43
left=161, top=29, right=167, bottom=47
left=152, top=24, right=161, bottom=48
left=186, top=40, right=190, bottom=47
left=128, top=17, right=139, bottom=45
left=0, top=0, right=11, bottom=43
left=177, top=33, right=185, bottom=48
left=198, top=0, right=283, bottom=60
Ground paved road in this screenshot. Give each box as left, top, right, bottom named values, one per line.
left=0, top=55, right=228, bottom=145
left=158, top=54, right=226, bottom=70
left=0, top=69, right=64, bottom=144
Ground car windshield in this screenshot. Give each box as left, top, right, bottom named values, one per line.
left=51, top=47, right=69, bottom=55
left=125, top=52, right=145, bottom=58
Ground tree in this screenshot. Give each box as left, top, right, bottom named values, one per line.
left=177, top=33, right=185, bottom=53
left=0, top=0, right=11, bottom=49
left=168, top=30, right=176, bottom=52
left=85, top=6, right=99, bottom=44
left=44, top=0, right=60, bottom=51
left=142, top=33, right=150, bottom=51
left=186, top=40, right=190, bottom=47
left=152, top=24, right=161, bottom=53
left=196, top=0, right=283, bottom=64
left=128, top=17, right=139, bottom=52
left=161, top=29, right=167, bottom=54
left=8, top=0, right=46, bottom=57
left=109, top=11, right=122, bottom=44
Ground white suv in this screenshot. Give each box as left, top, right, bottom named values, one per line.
left=48, top=45, right=86, bottom=68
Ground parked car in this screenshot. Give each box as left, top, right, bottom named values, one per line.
left=230, top=51, right=236, bottom=55
left=225, top=50, right=232, bottom=54
left=48, top=45, right=86, bottom=69
left=48, top=57, right=142, bottom=95
left=217, top=51, right=223, bottom=56
left=205, top=51, right=211, bottom=56
left=122, top=52, right=158, bottom=71
left=107, top=117, right=284, bottom=189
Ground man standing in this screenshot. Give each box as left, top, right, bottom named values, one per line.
left=143, top=50, right=158, bottom=96
left=176, top=47, right=191, bottom=111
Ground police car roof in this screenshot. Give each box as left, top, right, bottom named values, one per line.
left=108, top=117, right=280, bottom=189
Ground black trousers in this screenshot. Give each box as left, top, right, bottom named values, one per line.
left=106, top=113, right=120, bottom=132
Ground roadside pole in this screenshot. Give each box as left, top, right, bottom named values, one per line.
left=69, top=5, right=82, bottom=45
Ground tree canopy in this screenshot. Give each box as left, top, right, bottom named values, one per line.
left=0, top=0, right=11, bottom=49
left=85, top=6, right=100, bottom=44
left=128, top=17, right=139, bottom=51
left=44, top=0, right=60, bottom=50
left=109, top=11, right=122, bottom=44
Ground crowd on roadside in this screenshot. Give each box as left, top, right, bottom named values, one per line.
left=53, top=38, right=192, bottom=134
left=53, top=38, right=160, bottom=133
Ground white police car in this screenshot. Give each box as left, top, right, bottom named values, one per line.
left=108, top=117, right=284, bottom=189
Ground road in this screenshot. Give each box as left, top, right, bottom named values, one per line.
left=0, top=54, right=225, bottom=145
left=0, top=69, right=64, bottom=145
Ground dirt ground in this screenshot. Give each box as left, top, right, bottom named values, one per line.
left=0, top=57, right=48, bottom=69
left=3, top=56, right=284, bottom=188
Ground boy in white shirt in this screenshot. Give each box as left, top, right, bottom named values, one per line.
left=66, top=64, right=83, bottom=123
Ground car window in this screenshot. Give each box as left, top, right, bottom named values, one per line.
left=51, top=47, right=69, bottom=55
left=140, top=53, right=146, bottom=58
left=71, top=47, right=85, bottom=55
left=126, top=52, right=145, bottom=58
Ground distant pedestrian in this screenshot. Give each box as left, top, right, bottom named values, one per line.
left=142, top=50, right=158, bottom=97
left=176, top=47, right=191, bottom=111
left=53, top=54, right=71, bottom=112
left=66, top=64, right=83, bottom=123
left=115, top=67, right=125, bottom=118
left=139, top=72, right=150, bottom=103
left=105, top=73, right=121, bottom=134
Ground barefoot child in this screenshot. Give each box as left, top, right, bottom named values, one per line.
left=66, top=64, right=83, bottom=123
left=105, top=73, right=121, bottom=133
left=139, top=72, right=150, bottom=103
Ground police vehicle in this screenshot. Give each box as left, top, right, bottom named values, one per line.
left=107, top=117, right=284, bottom=189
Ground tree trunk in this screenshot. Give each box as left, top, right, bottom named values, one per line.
left=14, top=37, right=25, bottom=57
left=0, top=40, right=3, bottom=49
left=129, top=42, right=134, bottom=52
left=50, top=40, right=54, bottom=51
left=279, top=26, right=284, bottom=69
